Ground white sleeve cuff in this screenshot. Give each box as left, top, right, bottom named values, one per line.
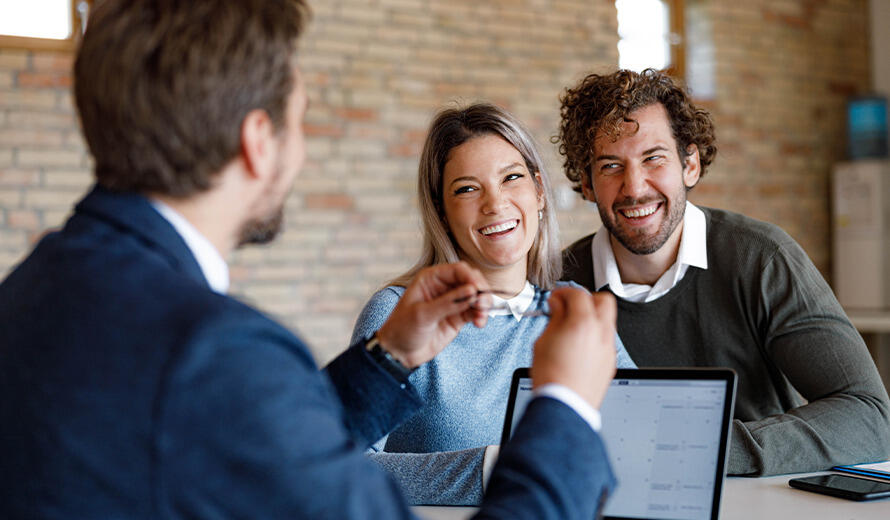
left=533, top=383, right=602, bottom=432
left=481, top=444, right=500, bottom=491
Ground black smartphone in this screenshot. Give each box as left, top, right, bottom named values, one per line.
left=789, top=474, right=890, bottom=501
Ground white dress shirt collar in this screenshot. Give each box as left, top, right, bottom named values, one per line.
left=149, top=199, right=230, bottom=294
left=488, top=280, right=536, bottom=322
left=592, top=201, right=707, bottom=302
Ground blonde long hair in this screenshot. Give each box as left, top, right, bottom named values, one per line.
left=389, top=103, right=561, bottom=289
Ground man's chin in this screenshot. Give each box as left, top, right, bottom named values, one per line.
left=614, top=233, right=670, bottom=255
left=237, top=208, right=284, bottom=247
left=602, top=218, right=672, bottom=255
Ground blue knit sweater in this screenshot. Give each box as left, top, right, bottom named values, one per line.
left=350, top=282, right=636, bottom=505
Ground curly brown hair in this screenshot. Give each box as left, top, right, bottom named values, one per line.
left=556, top=69, right=717, bottom=193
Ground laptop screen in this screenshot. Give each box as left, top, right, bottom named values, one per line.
left=501, top=368, right=736, bottom=520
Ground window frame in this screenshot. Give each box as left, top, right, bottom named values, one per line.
left=664, top=0, right=686, bottom=80
left=0, top=0, right=92, bottom=52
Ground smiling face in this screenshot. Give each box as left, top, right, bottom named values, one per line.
left=582, top=103, right=700, bottom=257
left=441, top=133, right=544, bottom=284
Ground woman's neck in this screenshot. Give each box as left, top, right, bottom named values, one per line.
left=479, top=264, right=528, bottom=297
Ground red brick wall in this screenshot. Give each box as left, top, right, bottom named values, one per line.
left=688, top=0, right=871, bottom=273
left=0, top=0, right=872, bottom=361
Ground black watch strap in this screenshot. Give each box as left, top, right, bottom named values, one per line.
left=365, top=333, right=412, bottom=382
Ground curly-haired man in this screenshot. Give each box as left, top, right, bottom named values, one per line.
left=559, top=68, right=890, bottom=477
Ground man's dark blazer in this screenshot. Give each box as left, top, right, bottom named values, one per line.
left=0, top=185, right=614, bottom=519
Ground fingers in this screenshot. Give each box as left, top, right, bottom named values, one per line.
left=533, top=287, right=618, bottom=408
left=426, top=284, right=488, bottom=321
left=548, top=287, right=615, bottom=326
left=461, top=305, right=489, bottom=328
left=428, top=261, right=488, bottom=295
left=408, top=262, right=491, bottom=327
left=547, top=287, right=595, bottom=324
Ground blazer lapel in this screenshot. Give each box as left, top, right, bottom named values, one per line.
left=73, top=184, right=209, bottom=288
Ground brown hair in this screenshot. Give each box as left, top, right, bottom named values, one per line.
left=556, top=68, right=717, bottom=192
left=74, top=0, right=310, bottom=197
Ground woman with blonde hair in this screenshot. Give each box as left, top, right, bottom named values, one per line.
left=350, top=102, right=635, bottom=505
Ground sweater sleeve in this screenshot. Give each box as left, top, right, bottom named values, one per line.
left=352, top=286, right=489, bottom=504
left=350, top=286, right=404, bottom=345
left=368, top=448, right=487, bottom=505
left=729, top=232, right=890, bottom=475
left=349, top=287, right=404, bottom=450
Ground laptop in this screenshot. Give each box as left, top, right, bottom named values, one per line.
left=501, top=368, right=737, bottom=520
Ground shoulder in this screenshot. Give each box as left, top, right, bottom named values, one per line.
left=359, top=286, right=405, bottom=318
left=560, top=233, right=596, bottom=290
left=367, top=286, right=406, bottom=307
left=562, top=233, right=595, bottom=259
left=177, top=291, right=312, bottom=364
left=351, top=286, right=406, bottom=344
left=702, top=207, right=801, bottom=262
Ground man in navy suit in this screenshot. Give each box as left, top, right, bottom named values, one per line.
left=0, top=1, right=617, bottom=518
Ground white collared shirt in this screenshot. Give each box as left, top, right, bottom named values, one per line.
left=592, top=201, right=708, bottom=302
left=487, top=280, right=536, bottom=321
left=150, top=199, right=230, bottom=295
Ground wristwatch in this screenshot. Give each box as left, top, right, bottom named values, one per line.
left=365, top=332, right=412, bottom=382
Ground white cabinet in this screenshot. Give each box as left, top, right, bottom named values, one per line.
left=832, top=160, right=890, bottom=309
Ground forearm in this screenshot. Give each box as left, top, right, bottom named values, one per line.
left=369, top=448, right=486, bottom=505
left=733, top=320, right=890, bottom=475
left=740, top=239, right=890, bottom=475
left=475, top=397, right=614, bottom=520
left=729, top=389, right=890, bottom=476
left=324, top=341, right=423, bottom=448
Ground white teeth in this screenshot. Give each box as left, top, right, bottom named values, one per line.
left=480, top=220, right=518, bottom=235
left=622, top=205, right=657, bottom=218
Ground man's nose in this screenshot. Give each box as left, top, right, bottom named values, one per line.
left=620, top=164, right=648, bottom=199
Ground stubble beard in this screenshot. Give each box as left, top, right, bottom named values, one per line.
left=237, top=206, right=284, bottom=247
left=237, top=160, right=288, bottom=247
left=598, top=191, right=686, bottom=255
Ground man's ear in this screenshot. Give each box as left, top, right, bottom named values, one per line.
left=240, top=109, right=277, bottom=181
left=580, top=172, right=597, bottom=203
left=683, top=144, right=701, bottom=189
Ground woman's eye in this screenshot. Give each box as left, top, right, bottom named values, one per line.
left=453, top=185, right=477, bottom=195
left=599, top=163, right=621, bottom=174
left=504, top=173, right=524, bottom=182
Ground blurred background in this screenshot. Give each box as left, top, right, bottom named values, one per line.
left=1, top=0, right=888, bottom=365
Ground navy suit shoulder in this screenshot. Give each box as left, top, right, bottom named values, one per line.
left=0, top=187, right=418, bottom=519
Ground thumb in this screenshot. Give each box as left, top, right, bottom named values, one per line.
left=545, top=289, right=568, bottom=325
left=592, top=292, right=616, bottom=326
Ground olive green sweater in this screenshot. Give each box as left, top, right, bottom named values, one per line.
left=563, top=207, right=890, bottom=476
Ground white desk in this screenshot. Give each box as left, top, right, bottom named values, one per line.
left=413, top=472, right=890, bottom=519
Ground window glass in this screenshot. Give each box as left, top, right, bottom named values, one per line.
left=0, top=0, right=72, bottom=40
left=616, top=0, right=671, bottom=72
